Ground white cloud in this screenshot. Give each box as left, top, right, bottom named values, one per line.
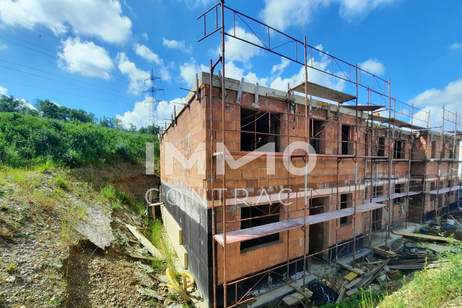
left=359, top=58, right=385, bottom=75
left=180, top=60, right=207, bottom=88
left=225, top=61, right=269, bottom=86
left=0, top=85, right=8, bottom=96
left=58, top=37, right=114, bottom=79
left=449, top=42, right=462, bottom=51
left=134, top=43, right=161, bottom=65
left=271, top=58, right=290, bottom=76
left=261, top=0, right=330, bottom=31
left=180, top=59, right=269, bottom=89
left=162, top=38, right=191, bottom=53
left=0, top=0, right=132, bottom=43
left=19, top=98, right=37, bottom=111
left=0, top=42, right=6, bottom=51
left=116, top=96, right=182, bottom=128
left=261, top=0, right=396, bottom=30
left=133, top=43, right=171, bottom=81
left=117, top=52, right=150, bottom=94
left=141, top=32, right=149, bottom=41
left=338, top=0, right=398, bottom=21
left=410, top=79, right=462, bottom=129
left=223, top=27, right=262, bottom=63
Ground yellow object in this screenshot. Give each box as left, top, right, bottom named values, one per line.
left=166, top=267, right=195, bottom=300
left=344, top=271, right=358, bottom=281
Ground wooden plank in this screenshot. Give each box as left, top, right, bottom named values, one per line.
left=371, top=247, right=397, bottom=258
left=388, top=262, right=442, bottom=270
left=126, top=224, right=162, bottom=258
left=336, top=282, right=347, bottom=303
left=337, top=262, right=365, bottom=275
left=392, top=230, right=458, bottom=243
left=215, top=201, right=382, bottom=246
left=214, top=219, right=302, bottom=246
left=291, top=81, right=356, bottom=103
left=344, top=271, right=358, bottom=281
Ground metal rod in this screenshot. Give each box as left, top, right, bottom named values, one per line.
left=220, top=1, right=227, bottom=307
left=303, top=34, right=309, bottom=287
left=209, top=59, right=218, bottom=308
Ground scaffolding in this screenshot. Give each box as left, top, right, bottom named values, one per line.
left=192, top=1, right=462, bottom=306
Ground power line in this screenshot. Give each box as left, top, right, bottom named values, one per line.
left=0, top=34, right=135, bottom=95
left=0, top=61, right=126, bottom=98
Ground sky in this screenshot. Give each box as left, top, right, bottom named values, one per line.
left=0, top=0, right=461, bottom=129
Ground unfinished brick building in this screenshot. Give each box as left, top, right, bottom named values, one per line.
left=159, top=3, right=461, bottom=307
left=160, top=73, right=461, bottom=307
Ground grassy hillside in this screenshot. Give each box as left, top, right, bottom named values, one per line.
left=379, top=247, right=462, bottom=307
left=0, top=112, right=158, bottom=168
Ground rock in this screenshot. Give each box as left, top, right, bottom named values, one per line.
left=74, top=205, right=115, bottom=250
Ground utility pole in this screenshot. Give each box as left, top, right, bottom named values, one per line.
left=144, top=68, right=164, bottom=126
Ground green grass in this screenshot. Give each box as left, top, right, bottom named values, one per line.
left=53, top=175, right=69, bottom=191
left=322, top=288, right=385, bottom=308
left=150, top=219, right=163, bottom=248
left=99, top=185, right=124, bottom=210
left=149, top=219, right=175, bottom=273
left=6, top=262, right=17, bottom=273
left=98, top=184, right=146, bottom=215
left=379, top=247, right=462, bottom=308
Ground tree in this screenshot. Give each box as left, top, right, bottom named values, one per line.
left=37, top=99, right=95, bottom=123
left=99, top=117, right=116, bottom=128
left=37, top=99, right=65, bottom=120
left=0, top=95, right=21, bottom=112
left=68, top=108, right=94, bottom=123
left=139, top=124, right=160, bottom=135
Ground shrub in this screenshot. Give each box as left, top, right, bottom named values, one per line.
left=0, top=112, right=158, bottom=168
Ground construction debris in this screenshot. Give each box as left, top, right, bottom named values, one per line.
left=392, top=230, right=457, bottom=243
left=326, top=222, right=462, bottom=305
left=126, top=224, right=162, bottom=258
left=282, top=289, right=313, bottom=306
left=307, top=280, right=338, bottom=305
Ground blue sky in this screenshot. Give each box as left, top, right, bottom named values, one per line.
left=0, top=0, right=461, bottom=129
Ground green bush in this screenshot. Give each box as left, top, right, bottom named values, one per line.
left=0, top=112, right=158, bottom=168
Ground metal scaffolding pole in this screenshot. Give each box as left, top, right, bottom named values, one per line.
left=219, top=1, right=227, bottom=306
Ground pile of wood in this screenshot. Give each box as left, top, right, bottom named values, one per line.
left=335, top=260, right=389, bottom=302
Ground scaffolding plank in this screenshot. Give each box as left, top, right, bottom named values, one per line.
left=371, top=191, right=421, bottom=203
left=428, top=185, right=461, bottom=195
left=214, top=202, right=381, bottom=246
left=214, top=220, right=302, bottom=246
left=373, top=116, right=424, bottom=130
left=344, top=105, right=384, bottom=112
left=291, top=81, right=356, bottom=103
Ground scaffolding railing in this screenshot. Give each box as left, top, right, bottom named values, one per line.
left=193, top=1, right=462, bottom=307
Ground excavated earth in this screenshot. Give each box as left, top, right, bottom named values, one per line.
left=0, top=169, right=168, bottom=308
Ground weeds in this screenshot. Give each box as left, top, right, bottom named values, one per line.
left=6, top=262, right=17, bottom=273
left=379, top=244, right=462, bottom=307
left=53, top=175, right=69, bottom=191
left=30, top=190, right=59, bottom=210
left=60, top=204, right=87, bottom=246
left=323, top=288, right=385, bottom=308
left=149, top=219, right=175, bottom=273
left=99, top=185, right=130, bottom=210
